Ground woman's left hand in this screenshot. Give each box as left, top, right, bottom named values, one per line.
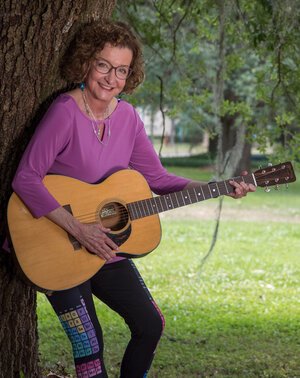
left=228, top=171, right=256, bottom=199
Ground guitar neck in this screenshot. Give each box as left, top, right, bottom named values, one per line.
left=128, top=173, right=256, bottom=220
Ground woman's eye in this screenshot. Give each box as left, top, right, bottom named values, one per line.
left=96, top=61, right=109, bottom=71
left=118, top=67, right=128, bottom=75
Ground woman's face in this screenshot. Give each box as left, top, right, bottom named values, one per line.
left=85, top=43, right=133, bottom=103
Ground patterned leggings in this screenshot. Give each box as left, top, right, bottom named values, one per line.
left=47, top=259, right=165, bottom=378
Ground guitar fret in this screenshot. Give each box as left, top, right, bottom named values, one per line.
left=193, top=187, right=200, bottom=201
left=163, top=195, right=169, bottom=209
left=155, top=196, right=163, bottom=213
left=179, top=191, right=185, bottom=205
left=134, top=201, right=141, bottom=219
left=128, top=202, right=137, bottom=220
left=186, top=190, right=192, bottom=203
left=162, top=195, right=168, bottom=210
left=144, top=198, right=152, bottom=215
left=208, top=183, right=219, bottom=198
left=182, top=190, right=192, bottom=205
left=224, top=180, right=230, bottom=194
left=217, top=181, right=226, bottom=195
left=150, top=198, right=159, bottom=214
left=200, top=185, right=205, bottom=199
left=181, top=192, right=186, bottom=206
left=168, top=195, right=174, bottom=209
left=143, top=199, right=150, bottom=216
left=201, top=185, right=211, bottom=200
left=140, top=200, right=147, bottom=217
left=171, top=194, right=176, bottom=208
left=207, top=184, right=212, bottom=197
left=158, top=196, right=164, bottom=210
left=189, top=189, right=196, bottom=203
left=165, top=194, right=174, bottom=210
left=169, top=193, right=176, bottom=209
left=174, top=192, right=181, bottom=208
left=138, top=200, right=144, bottom=217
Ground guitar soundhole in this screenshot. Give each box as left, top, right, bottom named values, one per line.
left=99, top=202, right=129, bottom=231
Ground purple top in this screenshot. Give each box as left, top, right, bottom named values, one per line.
left=13, top=94, right=190, bottom=218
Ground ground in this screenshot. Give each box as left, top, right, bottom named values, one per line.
left=161, top=202, right=300, bottom=223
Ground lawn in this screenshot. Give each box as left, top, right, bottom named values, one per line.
left=37, top=164, right=300, bottom=377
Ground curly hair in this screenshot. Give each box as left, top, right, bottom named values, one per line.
left=61, top=20, right=144, bottom=94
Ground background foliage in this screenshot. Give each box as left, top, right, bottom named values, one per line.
left=115, top=0, right=300, bottom=167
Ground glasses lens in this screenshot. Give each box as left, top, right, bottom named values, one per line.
left=116, top=67, right=132, bottom=80
left=95, top=60, right=110, bottom=74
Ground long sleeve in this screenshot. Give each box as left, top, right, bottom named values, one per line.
left=12, top=98, right=72, bottom=217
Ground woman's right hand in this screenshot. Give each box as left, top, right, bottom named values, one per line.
left=46, top=207, right=119, bottom=262
left=75, top=222, right=119, bottom=261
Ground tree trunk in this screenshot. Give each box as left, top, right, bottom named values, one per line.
left=221, top=88, right=252, bottom=176
left=213, top=2, right=251, bottom=179
left=0, top=1, right=116, bottom=376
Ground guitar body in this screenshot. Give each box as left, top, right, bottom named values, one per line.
left=7, top=170, right=161, bottom=291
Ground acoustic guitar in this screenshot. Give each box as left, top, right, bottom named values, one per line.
left=7, top=162, right=296, bottom=291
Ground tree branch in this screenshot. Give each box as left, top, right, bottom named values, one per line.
left=157, top=75, right=166, bottom=157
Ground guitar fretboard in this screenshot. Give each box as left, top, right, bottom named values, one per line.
left=127, top=173, right=256, bottom=220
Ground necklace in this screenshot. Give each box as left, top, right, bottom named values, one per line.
left=82, top=90, right=111, bottom=145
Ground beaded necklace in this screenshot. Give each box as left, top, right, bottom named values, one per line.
left=82, top=90, right=111, bottom=145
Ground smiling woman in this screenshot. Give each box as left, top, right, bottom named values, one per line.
left=80, top=44, right=133, bottom=112
left=10, top=19, right=255, bottom=378
left=61, top=21, right=145, bottom=94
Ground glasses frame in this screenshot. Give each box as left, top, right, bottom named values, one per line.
left=93, top=57, right=133, bottom=80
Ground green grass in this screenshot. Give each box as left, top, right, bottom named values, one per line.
left=37, top=165, right=300, bottom=377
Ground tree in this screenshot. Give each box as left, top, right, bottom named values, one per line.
left=0, top=1, right=116, bottom=376
left=114, top=0, right=300, bottom=269
left=116, top=0, right=300, bottom=175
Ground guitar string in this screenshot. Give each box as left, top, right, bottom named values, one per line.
left=74, top=198, right=198, bottom=223
left=69, top=177, right=255, bottom=223
left=69, top=188, right=218, bottom=223
left=72, top=192, right=203, bottom=222
left=74, top=207, right=156, bottom=223
left=74, top=207, right=142, bottom=222
left=72, top=196, right=191, bottom=222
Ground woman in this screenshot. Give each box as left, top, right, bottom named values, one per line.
left=12, top=20, right=255, bottom=378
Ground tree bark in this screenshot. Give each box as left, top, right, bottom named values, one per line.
left=0, top=1, right=116, bottom=376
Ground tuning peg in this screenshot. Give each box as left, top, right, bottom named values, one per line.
left=264, top=186, right=271, bottom=192
left=268, top=163, right=273, bottom=167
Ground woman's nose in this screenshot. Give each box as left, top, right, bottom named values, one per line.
left=105, top=68, right=117, bottom=83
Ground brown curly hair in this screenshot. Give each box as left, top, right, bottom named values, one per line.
left=61, top=20, right=144, bottom=94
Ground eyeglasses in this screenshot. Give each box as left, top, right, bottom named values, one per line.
left=93, top=58, right=132, bottom=80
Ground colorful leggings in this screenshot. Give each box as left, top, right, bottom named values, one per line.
left=47, top=259, right=165, bottom=378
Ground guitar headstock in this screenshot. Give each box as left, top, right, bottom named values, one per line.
left=254, top=162, right=296, bottom=188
